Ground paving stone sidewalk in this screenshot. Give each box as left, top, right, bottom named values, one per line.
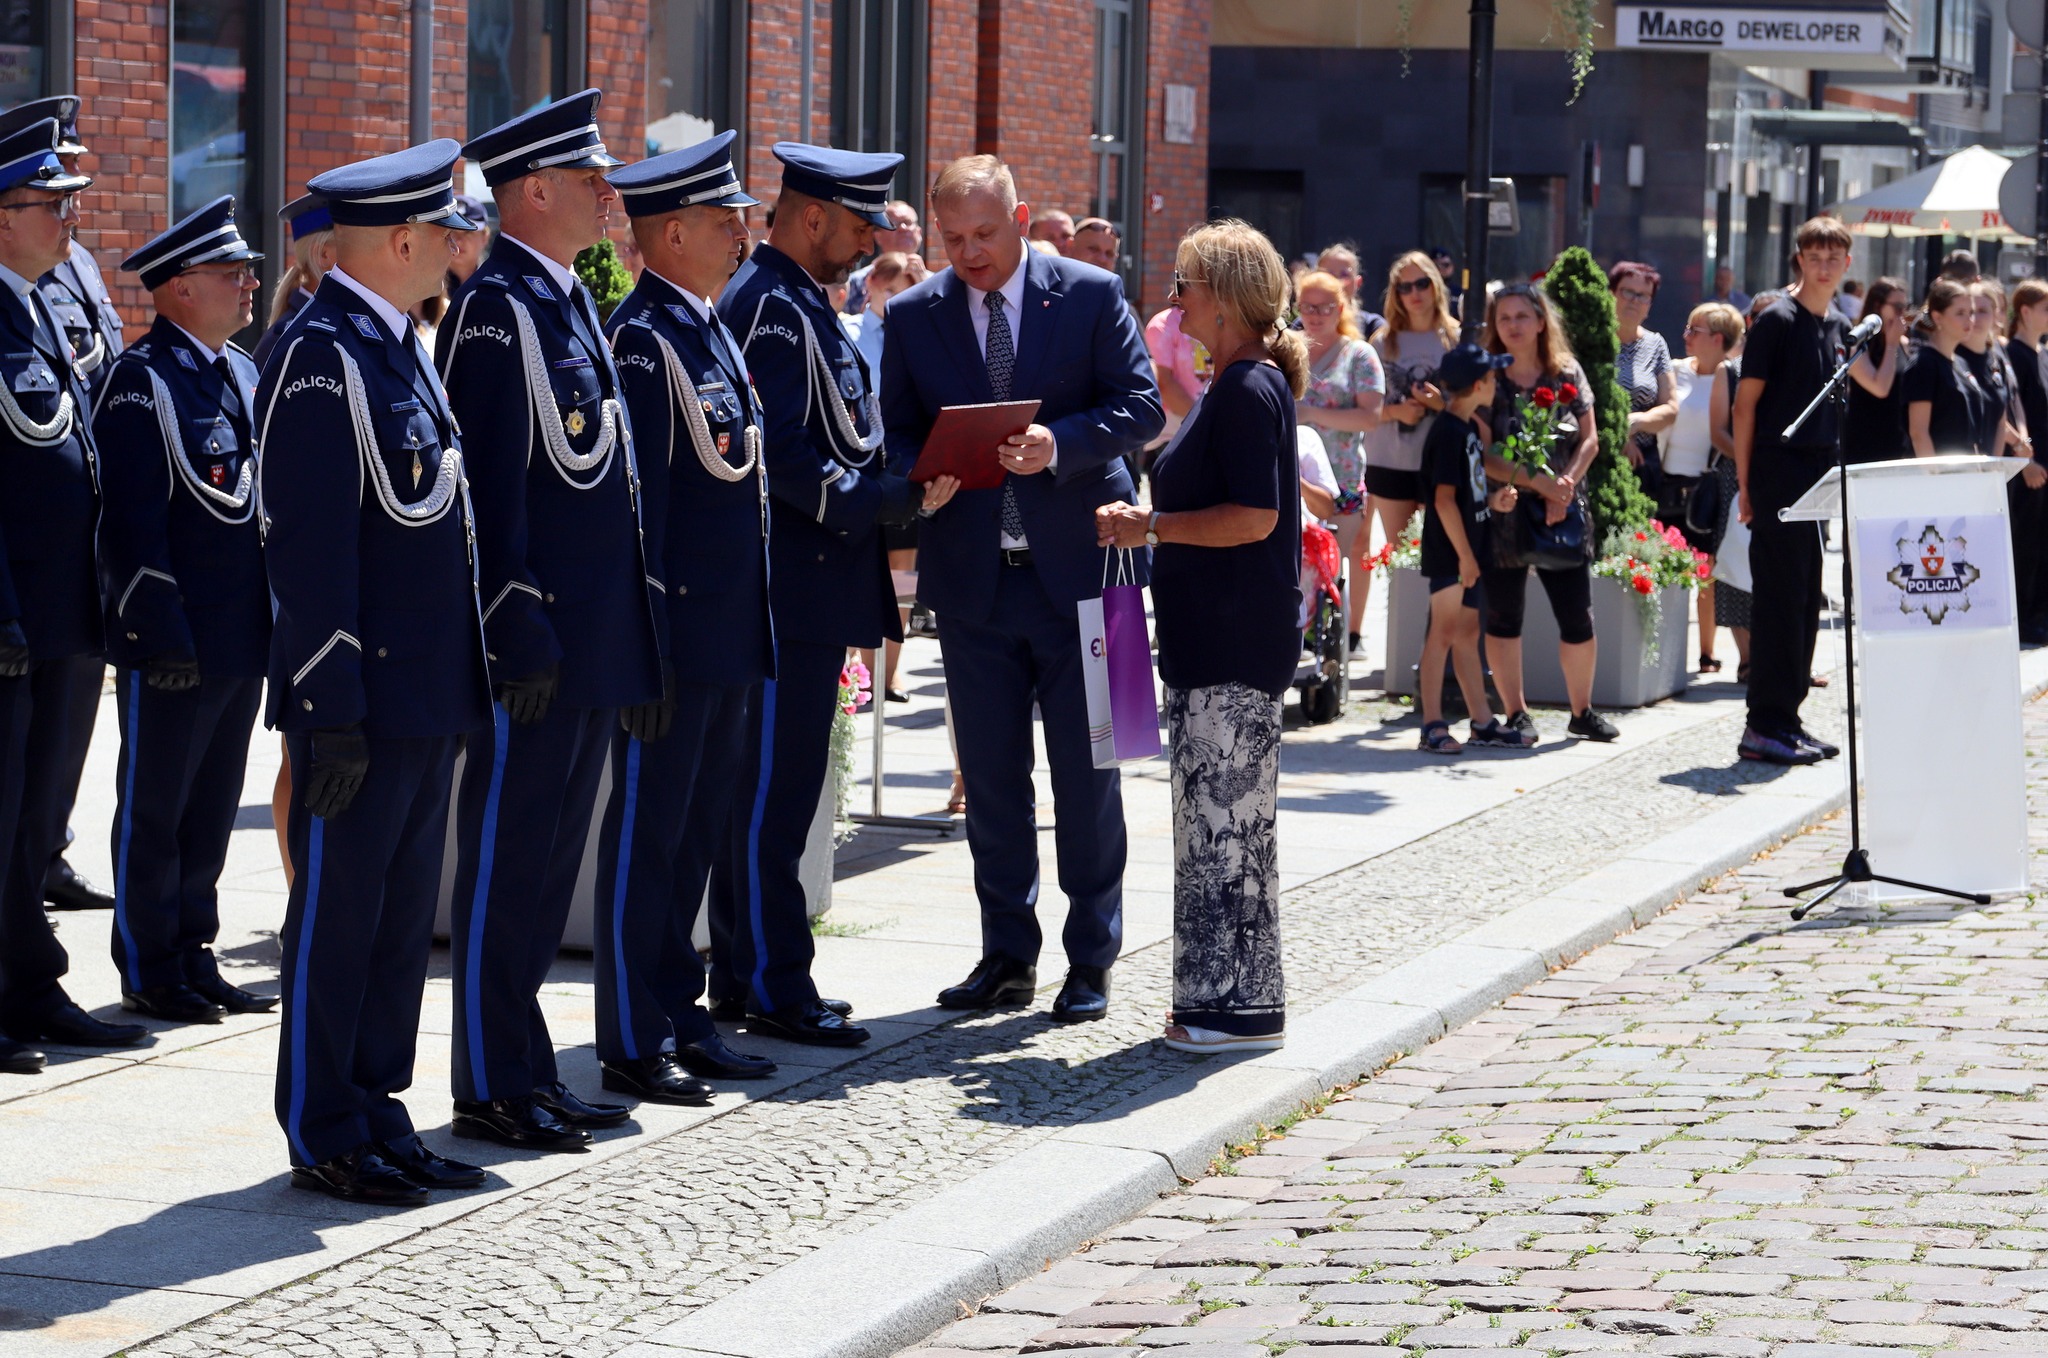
left=905, top=710, right=2048, bottom=1358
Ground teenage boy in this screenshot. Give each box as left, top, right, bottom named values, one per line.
left=1416, top=342, right=1529, bottom=755
left=1732, top=216, right=1855, bottom=767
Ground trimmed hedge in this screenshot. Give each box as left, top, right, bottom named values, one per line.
left=1546, top=246, right=1655, bottom=539
left=574, top=238, right=633, bottom=322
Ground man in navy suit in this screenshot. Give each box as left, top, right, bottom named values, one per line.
left=438, top=89, right=663, bottom=1154
left=881, top=155, right=1163, bottom=1021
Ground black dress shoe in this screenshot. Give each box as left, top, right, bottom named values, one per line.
left=450, top=1095, right=591, bottom=1151
left=6, top=998, right=147, bottom=1047
left=884, top=687, right=910, bottom=703
left=745, top=1002, right=870, bottom=1046
left=673, top=1032, right=778, bottom=1079
left=936, top=955, right=1037, bottom=1010
left=42, top=859, right=113, bottom=911
left=187, top=971, right=279, bottom=1014
left=0, top=1035, right=44, bottom=1074
left=1051, top=966, right=1111, bottom=1023
left=600, top=1053, right=715, bottom=1104
left=711, top=995, right=850, bottom=1020
left=533, top=1081, right=630, bottom=1128
left=290, top=1146, right=428, bottom=1205
left=121, top=983, right=226, bottom=1025
left=820, top=996, right=853, bottom=1017
left=375, top=1133, right=485, bottom=1190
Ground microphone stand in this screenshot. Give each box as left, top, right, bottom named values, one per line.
left=1776, top=325, right=1990, bottom=919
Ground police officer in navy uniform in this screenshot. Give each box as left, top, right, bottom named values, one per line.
left=0, top=97, right=119, bottom=917
left=437, top=89, right=665, bottom=1149
left=259, top=141, right=493, bottom=1204
left=594, top=132, right=800, bottom=1097
left=0, top=120, right=142, bottom=1076
left=715, top=144, right=944, bottom=1046
left=252, top=194, right=335, bottom=373
left=95, top=197, right=275, bottom=1026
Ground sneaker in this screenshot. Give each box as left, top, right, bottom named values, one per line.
left=1792, top=728, right=1840, bottom=759
left=1567, top=708, right=1619, bottom=742
left=1506, top=709, right=1540, bottom=742
left=1467, top=717, right=1534, bottom=748
left=1738, top=726, right=1821, bottom=766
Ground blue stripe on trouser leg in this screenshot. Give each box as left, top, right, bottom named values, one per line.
left=459, top=709, right=511, bottom=1100
left=284, top=816, right=324, bottom=1166
left=111, top=672, right=143, bottom=992
left=742, top=678, right=778, bottom=1009
left=607, top=736, right=643, bottom=1060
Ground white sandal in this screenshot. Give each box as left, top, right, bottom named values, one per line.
left=1162, top=1022, right=1285, bottom=1054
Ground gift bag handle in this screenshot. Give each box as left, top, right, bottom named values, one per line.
left=1103, top=544, right=1137, bottom=590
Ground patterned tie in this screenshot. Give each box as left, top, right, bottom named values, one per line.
left=986, top=291, right=1024, bottom=542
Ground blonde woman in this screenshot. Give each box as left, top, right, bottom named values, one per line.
left=1295, top=269, right=1384, bottom=642
left=252, top=196, right=336, bottom=369
left=1097, top=219, right=1304, bottom=1056
left=1365, top=251, right=1460, bottom=647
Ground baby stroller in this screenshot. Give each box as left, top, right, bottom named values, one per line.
left=1295, top=520, right=1350, bottom=725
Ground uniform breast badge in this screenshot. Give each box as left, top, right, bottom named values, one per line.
left=412, top=451, right=423, bottom=490
left=565, top=408, right=587, bottom=437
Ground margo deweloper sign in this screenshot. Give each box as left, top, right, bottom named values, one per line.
left=1616, top=5, right=1892, bottom=56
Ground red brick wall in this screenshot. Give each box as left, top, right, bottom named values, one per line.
left=588, top=0, right=647, bottom=160
left=284, top=3, right=415, bottom=202
left=744, top=0, right=831, bottom=213
left=984, top=0, right=1094, bottom=225
left=925, top=0, right=977, bottom=185
left=1138, top=0, right=1208, bottom=315
left=75, top=2, right=169, bottom=335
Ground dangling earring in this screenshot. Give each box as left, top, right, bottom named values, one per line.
left=1215, top=314, right=1225, bottom=330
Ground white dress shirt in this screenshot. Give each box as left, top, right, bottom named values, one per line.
left=325, top=266, right=414, bottom=342
left=962, top=257, right=1051, bottom=548
left=499, top=234, right=583, bottom=302
left=0, top=260, right=51, bottom=348
left=168, top=321, right=223, bottom=366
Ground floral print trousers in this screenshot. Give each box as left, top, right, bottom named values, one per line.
left=1166, top=682, right=1286, bottom=1037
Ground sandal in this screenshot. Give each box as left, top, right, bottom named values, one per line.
left=946, top=777, right=967, bottom=816
left=1163, top=1022, right=1286, bottom=1054
left=1419, top=719, right=1462, bottom=755
left=1467, top=717, right=1535, bottom=749
left=1698, top=653, right=1723, bottom=673
left=1810, top=673, right=1829, bottom=688
left=1735, top=663, right=1751, bottom=684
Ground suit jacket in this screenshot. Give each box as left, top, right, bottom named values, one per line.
left=0, top=279, right=101, bottom=658
left=881, top=251, right=1163, bottom=621
left=255, top=274, right=490, bottom=739
left=607, top=268, right=773, bottom=687
left=92, top=317, right=270, bottom=677
left=437, top=236, right=663, bottom=711
left=717, top=242, right=919, bottom=649
left=42, top=241, right=123, bottom=401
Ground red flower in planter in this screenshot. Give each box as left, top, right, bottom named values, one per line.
left=1632, top=574, right=1654, bottom=595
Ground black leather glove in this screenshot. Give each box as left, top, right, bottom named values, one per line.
left=0, top=619, right=27, bottom=678
left=303, top=724, right=369, bottom=820
left=495, top=661, right=559, bottom=726
left=619, top=660, right=676, bottom=744
left=874, top=472, right=923, bottom=529
left=144, top=652, right=201, bottom=693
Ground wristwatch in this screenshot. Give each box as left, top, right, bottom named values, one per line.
left=1144, top=511, right=1161, bottom=547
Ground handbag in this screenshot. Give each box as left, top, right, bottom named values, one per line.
left=1078, top=549, right=1162, bottom=769
left=1684, top=457, right=1723, bottom=539
left=1508, top=411, right=1588, bottom=571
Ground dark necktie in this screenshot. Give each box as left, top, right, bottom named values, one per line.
left=986, top=292, right=1025, bottom=542
left=213, top=355, right=243, bottom=418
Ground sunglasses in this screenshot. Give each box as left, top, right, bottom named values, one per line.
left=1170, top=270, right=1201, bottom=300
left=1395, top=277, right=1434, bottom=296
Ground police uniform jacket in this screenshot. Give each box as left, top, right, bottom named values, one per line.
left=607, top=268, right=772, bottom=687
left=0, top=274, right=100, bottom=659
left=438, top=236, right=664, bottom=710
left=42, top=241, right=122, bottom=401
left=252, top=286, right=313, bottom=374
left=256, top=274, right=490, bottom=739
left=92, top=316, right=270, bottom=677
left=716, top=242, right=917, bottom=650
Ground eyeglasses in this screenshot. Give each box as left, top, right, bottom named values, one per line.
left=0, top=191, right=76, bottom=218
left=1170, top=270, right=1201, bottom=300
left=1616, top=287, right=1654, bottom=305
left=1299, top=301, right=1340, bottom=317
left=183, top=263, right=257, bottom=285
left=1395, top=277, right=1434, bottom=296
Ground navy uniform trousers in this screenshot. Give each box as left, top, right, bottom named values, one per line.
left=939, top=565, right=1125, bottom=971
left=109, top=672, right=263, bottom=991
left=448, top=703, right=613, bottom=1101
left=594, top=681, right=752, bottom=1058
left=0, top=655, right=99, bottom=1013
left=275, top=732, right=460, bottom=1166
left=0, top=669, right=45, bottom=1013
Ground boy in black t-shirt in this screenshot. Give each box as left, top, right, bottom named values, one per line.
left=1731, top=216, right=1854, bottom=767
left=1417, top=343, right=1527, bottom=754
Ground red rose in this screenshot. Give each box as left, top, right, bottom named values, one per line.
left=1560, top=382, right=1579, bottom=402
left=1532, top=387, right=1557, bottom=408
left=1632, top=574, right=1654, bottom=595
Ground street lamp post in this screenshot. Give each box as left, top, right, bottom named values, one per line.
left=1463, top=0, right=1496, bottom=339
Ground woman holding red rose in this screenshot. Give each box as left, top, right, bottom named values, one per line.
left=1476, top=285, right=1617, bottom=742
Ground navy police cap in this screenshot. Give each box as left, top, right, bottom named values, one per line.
left=773, top=142, right=901, bottom=227
left=278, top=192, right=333, bottom=240
left=0, top=118, right=90, bottom=196
left=306, top=139, right=479, bottom=231
left=122, top=195, right=263, bottom=291
left=608, top=130, right=757, bottom=217
left=465, top=88, right=622, bottom=189
left=0, top=96, right=86, bottom=155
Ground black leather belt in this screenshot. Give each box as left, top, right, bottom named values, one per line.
left=1000, top=547, right=1034, bottom=567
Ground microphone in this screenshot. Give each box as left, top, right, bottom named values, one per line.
left=1846, top=313, right=1882, bottom=347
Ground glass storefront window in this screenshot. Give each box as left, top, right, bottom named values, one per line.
left=1091, top=0, right=1136, bottom=254
left=0, top=1, right=47, bottom=111
left=171, top=0, right=253, bottom=221
left=831, top=0, right=923, bottom=198
left=648, top=0, right=735, bottom=154
left=469, top=0, right=571, bottom=140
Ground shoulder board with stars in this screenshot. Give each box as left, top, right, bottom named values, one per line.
left=523, top=275, right=554, bottom=301
left=349, top=314, right=382, bottom=340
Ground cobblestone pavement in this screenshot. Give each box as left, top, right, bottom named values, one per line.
left=901, top=709, right=2048, bottom=1358
left=124, top=691, right=1845, bottom=1358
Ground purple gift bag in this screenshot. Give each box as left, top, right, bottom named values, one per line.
left=1079, top=549, right=1161, bottom=768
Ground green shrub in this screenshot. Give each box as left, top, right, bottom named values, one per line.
left=575, top=238, right=633, bottom=322
left=1546, top=246, right=1654, bottom=539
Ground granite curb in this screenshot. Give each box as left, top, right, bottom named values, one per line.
left=630, top=649, right=2048, bottom=1358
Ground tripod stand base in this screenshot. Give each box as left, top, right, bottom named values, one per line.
left=1784, top=847, right=1993, bottom=919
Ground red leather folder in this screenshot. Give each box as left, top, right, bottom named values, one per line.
left=908, top=400, right=1042, bottom=490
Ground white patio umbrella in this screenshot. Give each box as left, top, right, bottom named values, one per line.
left=1826, top=145, right=2023, bottom=240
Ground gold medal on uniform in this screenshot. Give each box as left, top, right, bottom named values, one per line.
left=411, top=451, right=423, bottom=489
left=566, top=409, right=586, bottom=436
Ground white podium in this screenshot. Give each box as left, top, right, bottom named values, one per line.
left=1783, top=454, right=2029, bottom=901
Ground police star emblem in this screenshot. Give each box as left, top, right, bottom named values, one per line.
left=1884, top=523, right=1981, bottom=625
left=566, top=408, right=587, bottom=436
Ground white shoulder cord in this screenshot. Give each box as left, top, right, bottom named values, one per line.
left=73, top=330, right=106, bottom=377
left=337, top=345, right=462, bottom=526
left=0, top=361, right=73, bottom=446
left=651, top=330, right=760, bottom=482
left=506, top=295, right=619, bottom=486
left=144, top=368, right=254, bottom=524
left=792, top=308, right=884, bottom=466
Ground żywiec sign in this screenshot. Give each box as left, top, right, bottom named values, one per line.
left=1616, top=5, right=1892, bottom=56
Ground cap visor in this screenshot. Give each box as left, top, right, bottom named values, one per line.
left=42, top=170, right=91, bottom=192
left=561, top=151, right=625, bottom=171
left=54, top=139, right=86, bottom=156
left=713, top=190, right=761, bottom=208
